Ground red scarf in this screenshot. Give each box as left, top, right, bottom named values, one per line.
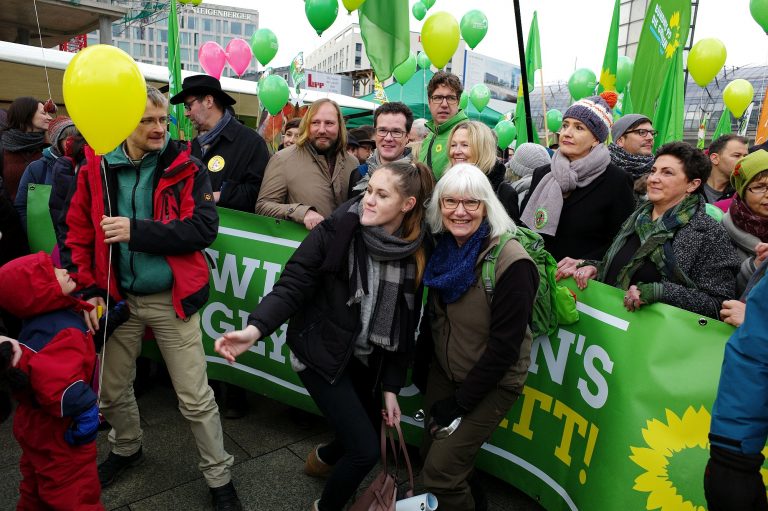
left=730, top=194, right=768, bottom=242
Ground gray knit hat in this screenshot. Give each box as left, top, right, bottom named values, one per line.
left=611, top=113, right=651, bottom=141
left=508, top=143, right=551, bottom=178
left=563, top=95, right=613, bottom=143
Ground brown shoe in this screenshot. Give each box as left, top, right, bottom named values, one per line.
left=304, top=445, right=333, bottom=478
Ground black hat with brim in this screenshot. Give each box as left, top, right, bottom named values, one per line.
left=169, top=74, right=237, bottom=106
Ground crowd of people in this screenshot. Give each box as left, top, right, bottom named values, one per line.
left=0, top=68, right=767, bottom=511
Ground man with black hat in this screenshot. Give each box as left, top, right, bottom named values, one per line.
left=170, top=74, right=269, bottom=212
left=347, top=128, right=375, bottom=165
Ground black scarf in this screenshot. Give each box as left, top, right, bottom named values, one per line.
left=2, top=130, right=47, bottom=153
left=608, top=143, right=654, bottom=180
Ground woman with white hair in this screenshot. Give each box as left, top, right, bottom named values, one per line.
left=414, top=163, right=538, bottom=510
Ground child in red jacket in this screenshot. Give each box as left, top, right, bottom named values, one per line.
left=0, top=251, right=103, bottom=511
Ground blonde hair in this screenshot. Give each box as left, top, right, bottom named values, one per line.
left=447, top=121, right=498, bottom=174
left=296, top=98, right=347, bottom=154
left=426, top=163, right=515, bottom=239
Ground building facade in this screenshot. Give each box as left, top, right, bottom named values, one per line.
left=87, top=2, right=259, bottom=78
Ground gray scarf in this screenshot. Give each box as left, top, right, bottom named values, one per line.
left=196, top=110, right=232, bottom=156
left=2, top=129, right=47, bottom=153
left=353, top=147, right=413, bottom=192
left=521, top=143, right=611, bottom=236
left=348, top=200, right=422, bottom=351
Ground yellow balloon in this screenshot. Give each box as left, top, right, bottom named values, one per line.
left=341, top=0, right=365, bottom=13
left=63, top=45, right=147, bottom=155
left=687, top=38, right=727, bottom=88
left=723, top=79, right=754, bottom=118
left=421, top=11, right=460, bottom=69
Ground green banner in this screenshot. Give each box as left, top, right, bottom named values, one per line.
left=629, top=0, right=691, bottom=119
left=27, top=192, right=748, bottom=510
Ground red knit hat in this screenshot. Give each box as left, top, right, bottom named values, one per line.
left=47, top=115, right=75, bottom=146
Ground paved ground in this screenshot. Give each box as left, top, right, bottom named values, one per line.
left=0, top=367, right=544, bottom=511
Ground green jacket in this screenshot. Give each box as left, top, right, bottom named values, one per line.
left=418, top=110, right=469, bottom=180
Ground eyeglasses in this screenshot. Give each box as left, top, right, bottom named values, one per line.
left=429, top=94, right=459, bottom=105
left=139, top=116, right=169, bottom=126
left=183, top=98, right=200, bottom=111
left=375, top=127, right=407, bottom=139
left=441, top=197, right=482, bottom=211
left=625, top=128, right=657, bottom=138
left=747, top=184, right=768, bottom=195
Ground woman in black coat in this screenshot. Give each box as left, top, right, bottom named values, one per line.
left=215, top=161, right=434, bottom=511
left=520, top=95, right=634, bottom=262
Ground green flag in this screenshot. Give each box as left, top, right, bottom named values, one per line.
left=525, top=11, right=542, bottom=93
left=652, top=46, right=684, bottom=151
left=167, top=0, right=192, bottom=140
left=598, top=0, right=620, bottom=93
left=630, top=0, right=691, bottom=118
left=622, top=84, right=633, bottom=116
left=359, top=0, right=410, bottom=80
left=515, top=78, right=540, bottom=147
left=711, top=108, right=733, bottom=142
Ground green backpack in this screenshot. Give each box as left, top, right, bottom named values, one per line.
left=481, top=227, right=578, bottom=339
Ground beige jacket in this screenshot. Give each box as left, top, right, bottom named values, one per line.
left=255, top=143, right=359, bottom=223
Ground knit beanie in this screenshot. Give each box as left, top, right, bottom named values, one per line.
left=508, top=143, right=551, bottom=178
left=47, top=116, right=75, bottom=147
left=563, top=95, right=613, bottom=143
left=731, top=149, right=768, bottom=197
left=611, top=114, right=651, bottom=141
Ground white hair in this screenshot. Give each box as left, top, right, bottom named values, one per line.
left=426, top=163, right=516, bottom=239
left=410, top=118, right=430, bottom=141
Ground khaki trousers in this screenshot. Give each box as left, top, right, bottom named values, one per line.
left=420, top=363, right=519, bottom=511
left=100, top=290, right=233, bottom=487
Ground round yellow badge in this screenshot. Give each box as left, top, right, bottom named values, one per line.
left=208, top=156, right=225, bottom=172
left=435, top=143, right=443, bottom=153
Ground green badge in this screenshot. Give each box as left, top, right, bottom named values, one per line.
left=435, top=143, right=443, bottom=153
left=534, top=207, right=548, bottom=229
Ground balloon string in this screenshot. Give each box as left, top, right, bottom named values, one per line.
left=32, top=0, right=53, bottom=103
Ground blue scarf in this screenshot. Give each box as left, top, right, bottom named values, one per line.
left=197, top=110, right=232, bottom=156
left=424, top=221, right=490, bottom=304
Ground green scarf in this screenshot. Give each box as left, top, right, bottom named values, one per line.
left=599, top=193, right=701, bottom=291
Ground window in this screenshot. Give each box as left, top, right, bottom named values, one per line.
left=134, top=43, right=145, bottom=57
left=159, top=29, right=167, bottom=43
left=231, top=22, right=242, bottom=35
left=117, top=41, right=130, bottom=53
left=194, top=33, right=199, bottom=46
left=134, top=27, right=143, bottom=39
left=187, top=17, right=196, bottom=30
left=148, top=45, right=154, bottom=58
left=112, top=25, right=120, bottom=37
left=355, top=56, right=361, bottom=66
left=216, top=20, right=221, bottom=32
left=203, top=19, right=213, bottom=32
left=181, top=32, right=189, bottom=45
left=245, top=24, right=256, bottom=35
left=355, top=43, right=362, bottom=53
left=148, top=28, right=154, bottom=40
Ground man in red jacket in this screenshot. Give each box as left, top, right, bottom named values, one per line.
left=59, top=87, right=241, bottom=510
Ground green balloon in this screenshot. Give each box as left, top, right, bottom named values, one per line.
left=416, top=51, right=431, bottom=70
left=469, top=83, right=490, bottom=111
left=250, top=29, right=278, bottom=66
left=459, top=91, right=469, bottom=110
left=460, top=10, right=488, bottom=49
left=393, top=52, right=418, bottom=84
left=494, top=120, right=516, bottom=149
left=750, top=0, right=768, bottom=33
left=412, top=2, right=426, bottom=21
left=305, top=0, right=338, bottom=36
left=546, top=109, right=563, bottom=132
left=422, top=0, right=436, bottom=8
left=259, top=75, right=290, bottom=116
left=568, top=68, right=597, bottom=100
left=615, top=56, right=634, bottom=93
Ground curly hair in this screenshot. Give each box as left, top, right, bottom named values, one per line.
left=655, top=142, right=712, bottom=189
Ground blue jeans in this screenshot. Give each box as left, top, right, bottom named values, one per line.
left=298, top=356, right=382, bottom=511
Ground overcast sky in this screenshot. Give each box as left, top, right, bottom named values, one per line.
left=214, top=0, right=767, bottom=83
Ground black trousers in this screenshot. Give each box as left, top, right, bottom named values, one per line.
left=298, top=356, right=382, bottom=511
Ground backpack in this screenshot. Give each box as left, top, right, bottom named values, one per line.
left=481, top=227, right=578, bottom=339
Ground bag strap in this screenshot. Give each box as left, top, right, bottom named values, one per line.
left=482, top=231, right=514, bottom=296
left=379, top=421, right=416, bottom=497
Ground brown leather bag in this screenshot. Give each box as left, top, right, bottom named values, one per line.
left=349, top=421, right=415, bottom=511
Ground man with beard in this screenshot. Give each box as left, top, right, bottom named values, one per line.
left=256, top=99, right=359, bottom=229
left=703, top=135, right=749, bottom=204
left=171, top=75, right=269, bottom=212
left=608, top=114, right=656, bottom=200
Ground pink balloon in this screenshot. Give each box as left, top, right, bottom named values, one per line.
left=198, top=42, right=226, bottom=80
left=225, top=38, right=253, bottom=77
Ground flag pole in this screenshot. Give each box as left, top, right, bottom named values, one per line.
left=513, top=0, right=534, bottom=142
left=540, top=68, right=549, bottom=147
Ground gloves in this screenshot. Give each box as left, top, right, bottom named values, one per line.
left=429, top=395, right=467, bottom=429
left=64, top=404, right=99, bottom=446
left=704, top=444, right=767, bottom=511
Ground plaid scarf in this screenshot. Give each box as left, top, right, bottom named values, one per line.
left=608, top=143, right=654, bottom=180
left=599, top=194, right=701, bottom=290
left=347, top=201, right=422, bottom=351
left=730, top=194, right=768, bottom=242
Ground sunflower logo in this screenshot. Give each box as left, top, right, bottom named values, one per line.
left=630, top=406, right=768, bottom=510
